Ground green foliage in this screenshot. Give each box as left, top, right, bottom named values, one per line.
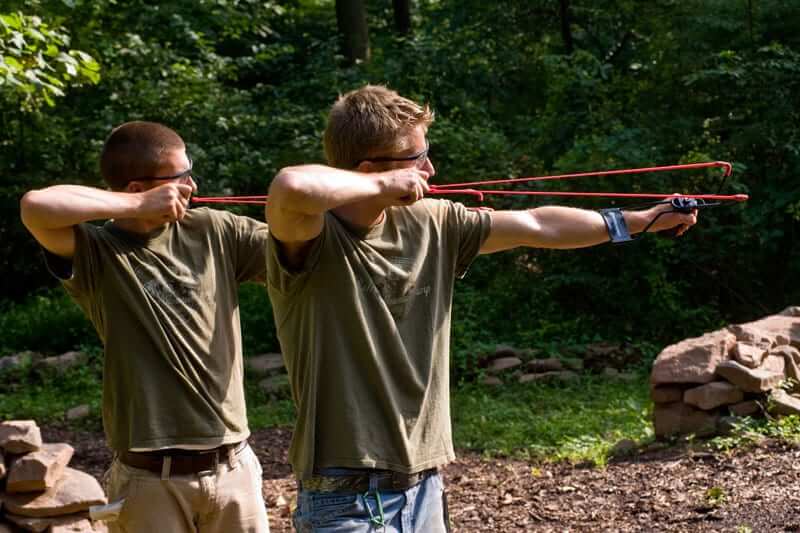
left=2, top=0, right=800, bottom=369
left=0, top=11, right=99, bottom=111
left=451, top=374, right=653, bottom=466
left=0, top=288, right=97, bottom=355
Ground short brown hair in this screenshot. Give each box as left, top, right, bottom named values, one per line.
left=323, top=85, right=434, bottom=169
left=100, top=121, right=186, bottom=190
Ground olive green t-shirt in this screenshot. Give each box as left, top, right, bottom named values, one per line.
left=267, top=199, right=490, bottom=479
left=47, top=207, right=268, bottom=452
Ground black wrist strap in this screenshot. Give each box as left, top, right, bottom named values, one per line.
left=600, top=208, right=633, bottom=244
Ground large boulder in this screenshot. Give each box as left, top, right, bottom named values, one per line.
left=651, top=386, right=684, bottom=404
left=0, top=467, right=106, bottom=517
left=651, top=330, right=736, bottom=385
left=7, top=443, right=75, bottom=493
left=653, top=402, right=719, bottom=438
left=5, top=512, right=108, bottom=533
left=769, top=389, right=800, bottom=417
left=731, top=342, right=768, bottom=368
left=715, top=360, right=784, bottom=393
left=487, top=357, right=522, bottom=374
left=245, top=353, right=285, bottom=376
left=732, top=313, right=800, bottom=350
left=683, top=381, right=744, bottom=410
left=37, top=351, right=86, bottom=373
left=0, top=420, right=42, bottom=454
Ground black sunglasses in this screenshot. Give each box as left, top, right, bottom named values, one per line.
left=128, top=156, right=200, bottom=186
left=357, top=140, right=429, bottom=168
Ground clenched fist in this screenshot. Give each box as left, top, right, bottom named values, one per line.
left=375, top=168, right=431, bottom=207
left=138, top=182, right=195, bottom=223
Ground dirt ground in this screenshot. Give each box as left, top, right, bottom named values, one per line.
left=43, top=426, right=800, bottom=532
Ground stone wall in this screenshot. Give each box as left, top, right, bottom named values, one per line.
left=650, top=306, right=800, bottom=438
left=0, top=420, right=107, bottom=532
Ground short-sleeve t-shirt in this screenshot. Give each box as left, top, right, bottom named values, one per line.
left=48, top=207, right=269, bottom=452
left=267, top=199, right=490, bottom=479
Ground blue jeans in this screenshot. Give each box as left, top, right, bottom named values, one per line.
left=293, top=468, right=450, bottom=532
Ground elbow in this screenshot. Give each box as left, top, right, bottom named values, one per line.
left=19, top=190, right=44, bottom=228
left=269, top=165, right=323, bottom=208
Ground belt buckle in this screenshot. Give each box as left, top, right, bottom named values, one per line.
left=197, top=450, right=219, bottom=476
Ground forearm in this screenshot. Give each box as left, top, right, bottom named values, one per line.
left=20, top=185, right=142, bottom=230
left=268, top=165, right=384, bottom=215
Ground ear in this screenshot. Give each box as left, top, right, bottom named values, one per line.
left=125, top=181, right=145, bottom=193
left=356, top=161, right=379, bottom=173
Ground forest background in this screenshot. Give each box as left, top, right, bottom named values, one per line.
left=1, top=0, right=799, bottom=458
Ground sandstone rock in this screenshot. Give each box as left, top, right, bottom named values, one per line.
left=651, top=386, right=684, bottom=404
left=494, top=344, right=520, bottom=358
left=245, top=353, right=285, bottom=375
left=38, top=351, right=85, bottom=373
left=653, top=402, right=719, bottom=438
left=65, top=405, right=90, bottom=421
left=610, top=439, right=637, bottom=457
left=258, top=374, right=290, bottom=395
left=487, top=357, right=522, bottom=374
left=518, top=371, right=577, bottom=384
left=0, top=420, right=42, bottom=453
left=683, top=381, right=744, bottom=410
left=727, top=325, right=775, bottom=350
left=733, top=314, right=800, bottom=350
left=768, top=345, right=800, bottom=385
left=0, top=524, right=12, bottom=533
left=0, top=351, right=42, bottom=373
left=561, top=357, right=584, bottom=371
left=760, top=354, right=786, bottom=376
left=5, top=512, right=107, bottom=533
left=480, top=375, right=502, bottom=386
left=650, top=330, right=736, bottom=385
left=0, top=449, right=6, bottom=479
left=732, top=342, right=767, bottom=368
left=729, top=400, right=761, bottom=417
left=716, top=360, right=784, bottom=393
left=0, top=467, right=106, bottom=517
left=779, top=306, right=800, bottom=317
left=525, top=358, right=564, bottom=373
left=7, top=443, right=75, bottom=493
left=769, top=389, right=800, bottom=417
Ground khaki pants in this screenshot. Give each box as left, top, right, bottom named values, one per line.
left=97, top=444, right=270, bottom=533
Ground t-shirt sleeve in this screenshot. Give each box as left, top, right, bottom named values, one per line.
left=43, top=223, right=102, bottom=300
left=445, top=201, right=491, bottom=278
left=227, top=214, right=270, bottom=283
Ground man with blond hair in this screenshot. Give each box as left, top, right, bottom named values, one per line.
left=21, top=121, right=270, bottom=533
left=265, top=85, right=697, bottom=532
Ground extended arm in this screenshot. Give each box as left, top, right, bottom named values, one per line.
left=480, top=204, right=696, bottom=254
left=20, top=183, right=193, bottom=258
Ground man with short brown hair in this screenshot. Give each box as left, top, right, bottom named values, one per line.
left=266, top=85, right=697, bottom=532
left=21, top=121, right=271, bottom=533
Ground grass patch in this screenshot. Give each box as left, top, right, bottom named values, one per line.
left=708, top=414, right=800, bottom=452
left=451, top=373, right=654, bottom=466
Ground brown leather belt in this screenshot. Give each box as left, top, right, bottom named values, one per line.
left=118, top=440, right=248, bottom=476
left=300, top=467, right=438, bottom=493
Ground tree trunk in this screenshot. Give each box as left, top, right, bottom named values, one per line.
left=335, top=0, right=370, bottom=64
left=559, top=0, right=574, bottom=54
left=393, top=0, right=411, bottom=35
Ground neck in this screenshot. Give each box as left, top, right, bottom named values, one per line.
left=112, top=217, right=170, bottom=235
left=332, top=202, right=386, bottom=229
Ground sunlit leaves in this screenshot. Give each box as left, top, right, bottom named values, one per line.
left=0, top=11, right=100, bottom=111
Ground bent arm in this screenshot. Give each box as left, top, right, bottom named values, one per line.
left=480, top=204, right=696, bottom=254
left=265, top=165, right=429, bottom=266
left=20, top=185, right=145, bottom=259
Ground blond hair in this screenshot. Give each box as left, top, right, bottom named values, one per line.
left=323, top=85, right=434, bottom=169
